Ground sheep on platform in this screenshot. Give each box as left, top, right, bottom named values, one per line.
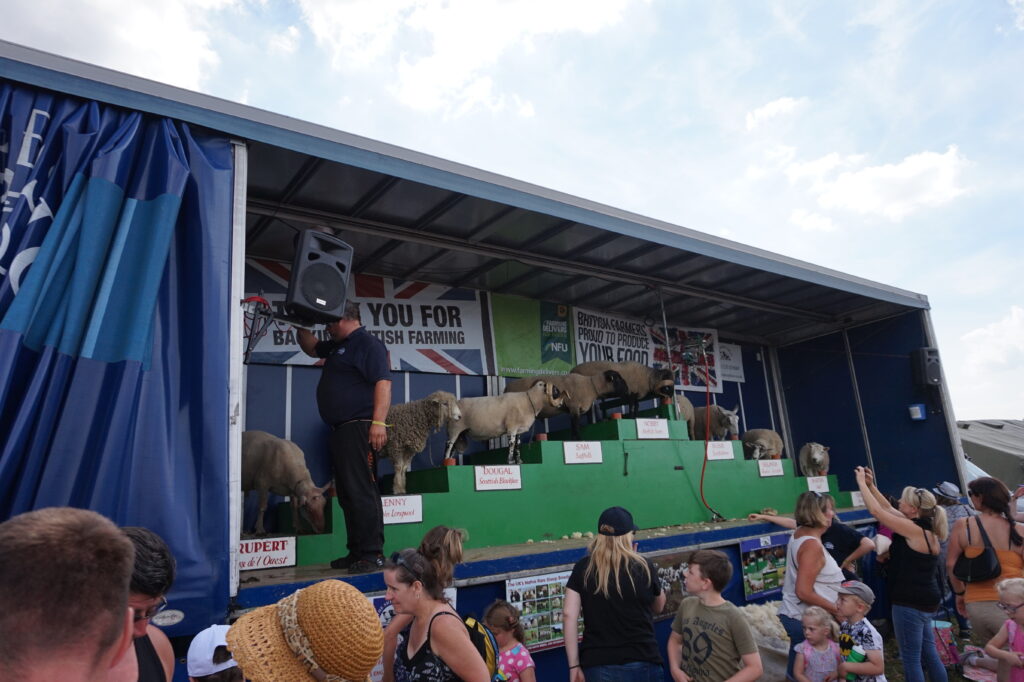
left=799, top=442, right=830, bottom=476
left=444, top=381, right=564, bottom=464
left=504, top=372, right=620, bottom=439
left=692, top=405, right=740, bottom=440
left=571, top=361, right=674, bottom=417
left=380, top=391, right=461, bottom=495
left=675, top=393, right=696, bottom=439
left=242, top=430, right=333, bottom=535
left=741, top=429, right=784, bottom=460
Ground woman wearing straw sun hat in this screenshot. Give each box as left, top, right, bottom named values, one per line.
left=226, top=579, right=384, bottom=682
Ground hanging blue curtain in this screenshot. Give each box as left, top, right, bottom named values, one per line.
left=0, top=80, right=234, bottom=636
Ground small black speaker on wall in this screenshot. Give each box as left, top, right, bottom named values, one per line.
left=284, top=230, right=354, bottom=324
left=911, top=347, right=942, bottom=387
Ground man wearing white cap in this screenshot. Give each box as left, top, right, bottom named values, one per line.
left=187, top=625, right=241, bottom=682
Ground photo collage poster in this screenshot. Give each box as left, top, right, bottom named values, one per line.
left=740, top=533, right=790, bottom=599
left=505, top=570, right=580, bottom=651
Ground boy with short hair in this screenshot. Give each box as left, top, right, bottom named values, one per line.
left=667, top=550, right=763, bottom=682
left=835, top=580, right=886, bottom=682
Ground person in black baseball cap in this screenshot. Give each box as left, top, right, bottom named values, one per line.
left=563, top=507, right=665, bottom=680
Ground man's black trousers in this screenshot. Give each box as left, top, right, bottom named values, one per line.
left=329, top=421, right=384, bottom=559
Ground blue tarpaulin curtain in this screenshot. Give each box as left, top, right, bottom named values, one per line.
left=0, top=80, right=234, bottom=635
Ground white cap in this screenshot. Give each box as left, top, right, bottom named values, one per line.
left=187, top=625, right=237, bottom=677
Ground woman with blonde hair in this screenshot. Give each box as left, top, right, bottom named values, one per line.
left=777, top=491, right=845, bottom=680
left=563, top=506, right=666, bottom=681
left=948, top=476, right=1024, bottom=679
left=855, top=466, right=948, bottom=682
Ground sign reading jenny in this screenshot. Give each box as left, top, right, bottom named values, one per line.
left=474, top=465, right=523, bottom=491
left=563, top=441, right=603, bottom=464
left=239, top=537, right=296, bottom=572
left=382, top=495, right=423, bottom=525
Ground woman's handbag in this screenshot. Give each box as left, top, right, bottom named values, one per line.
left=952, top=516, right=1002, bottom=583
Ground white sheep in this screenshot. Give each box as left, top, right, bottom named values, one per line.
left=242, top=430, right=333, bottom=535
left=741, top=429, right=784, bottom=460
left=692, top=405, right=740, bottom=440
left=504, top=372, right=617, bottom=439
left=799, top=442, right=830, bottom=477
left=571, top=361, right=674, bottom=417
left=675, top=393, right=696, bottom=439
left=380, top=391, right=461, bottom=495
left=444, top=381, right=564, bottom=464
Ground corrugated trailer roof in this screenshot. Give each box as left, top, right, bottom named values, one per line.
left=1, top=39, right=929, bottom=345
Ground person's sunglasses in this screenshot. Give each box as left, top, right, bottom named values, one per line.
left=133, top=596, right=168, bottom=622
left=998, top=601, right=1024, bottom=615
left=390, top=552, right=422, bottom=582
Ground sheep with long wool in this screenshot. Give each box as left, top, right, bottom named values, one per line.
left=380, top=391, right=461, bottom=494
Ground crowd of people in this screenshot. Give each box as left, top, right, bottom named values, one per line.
left=10, top=469, right=1024, bottom=681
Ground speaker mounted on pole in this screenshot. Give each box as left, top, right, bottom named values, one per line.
left=284, top=230, right=354, bottom=325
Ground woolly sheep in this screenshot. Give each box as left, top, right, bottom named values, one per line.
left=741, top=429, right=784, bottom=460
left=571, top=361, right=673, bottom=417
left=799, top=442, right=830, bottom=477
left=380, top=391, right=461, bottom=495
left=444, top=381, right=564, bottom=464
left=242, top=430, right=333, bottom=535
left=504, top=372, right=620, bottom=439
left=692, top=405, right=740, bottom=440
left=675, top=393, right=695, bottom=439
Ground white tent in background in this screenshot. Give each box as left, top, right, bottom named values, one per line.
left=958, top=420, right=1024, bottom=488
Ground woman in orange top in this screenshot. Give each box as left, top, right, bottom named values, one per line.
left=947, top=476, right=1024, bottom=678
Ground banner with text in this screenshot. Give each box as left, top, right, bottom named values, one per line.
left=650, top=324, right=723, bottom=393
left=574, top=308, right=654, bottom=366
left=492, top=294, right=575, bottom=376
left=243, top=260, right=495, bottom=374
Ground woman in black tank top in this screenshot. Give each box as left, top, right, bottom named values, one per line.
left=384, top=549, right=489, bottom=681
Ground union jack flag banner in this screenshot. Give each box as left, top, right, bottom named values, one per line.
left=243, top=260, right=495, bottom=375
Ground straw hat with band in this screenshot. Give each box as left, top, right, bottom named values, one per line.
left=227, top=579, right=383, bottom=682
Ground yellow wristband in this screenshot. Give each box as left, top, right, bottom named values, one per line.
left=371, top=420, right=389, bottom=427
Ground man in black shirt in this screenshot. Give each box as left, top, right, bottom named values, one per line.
left=298, top=301, right=392, bottom=574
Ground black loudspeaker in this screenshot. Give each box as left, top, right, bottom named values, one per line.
left=284, top=231, right=354, bottom=324
left=911, top=347, right=942, bottom=387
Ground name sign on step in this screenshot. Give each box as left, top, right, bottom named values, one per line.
left=563, top=441, right=603, bottom=464
left=474, top=465, right=523, bottom=491
left=706, top=441, right=735, bottom=460
left=636, top=418, right=670, bottom=439
left=382, top=495, right=423, bottom=525
left=851, top=491, right=865, bottom=507
left=758, top=460, right=784, bottom=477
left=239, top=537, right=296, bottom=571
left=807, top=476, right=830, bottom=493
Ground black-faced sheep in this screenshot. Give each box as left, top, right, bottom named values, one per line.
left=242, top=430, right=333, bottom=535
left=692, top=405, right=740, bottom=440
left=380, top=390, right=461, bottom=495
left=444, top=381, right=564, bottom=464
left=799, top=442, right=830, bottom=476
left=571, top=361, right=673, bottom=417
left=504, top=372, right=620, bottom=439
left=741, top=429, right=784, bottom=460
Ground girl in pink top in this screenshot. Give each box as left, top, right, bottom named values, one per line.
left=794, top=606, right=842, bottom=682
left=484, top=600, right=536, bottom=682
left=984, top=578, right=1024, bottom=681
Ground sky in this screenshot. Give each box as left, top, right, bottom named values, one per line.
left=3, top=0, right=1022, bottom=420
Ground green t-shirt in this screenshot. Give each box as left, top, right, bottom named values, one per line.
left=671, top=596, right=758, bottom=682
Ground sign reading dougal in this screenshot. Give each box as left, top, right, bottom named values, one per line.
left=474, top=465, right=523, bottom=491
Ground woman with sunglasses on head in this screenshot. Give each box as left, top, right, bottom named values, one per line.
left=854, top=466, right=948, bottom=682
left=776, top=491, right=845, bottom=681
left=384, top=547, right=489, bottom=681
left=383, top=526, right=467, bottom=682
left=947, top=476, right=1024, bottom=679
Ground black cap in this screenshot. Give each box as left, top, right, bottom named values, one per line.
left=598, top=507, right=639, bottom=536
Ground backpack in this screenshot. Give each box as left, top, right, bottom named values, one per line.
left=463, top=615, right=502, bottom=681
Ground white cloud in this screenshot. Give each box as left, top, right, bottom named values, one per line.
left=790, top=209, right=837, bottom=232
left=814, top=145, right=970, bottom=221
left=950, top=307, right=1024, bottom=419
left=269, top=25, right=301, bottom=55
left=962, top=306, right=1024, bottom=374
left=745, top=96, right=808, bottom=131
left=1009, top=0, right=1024, bottom=30
left=784, top=152, right=864, bottom=188
left=295, top=0, right=639, bottom=116
left=0, top=0, right=232, bottom=90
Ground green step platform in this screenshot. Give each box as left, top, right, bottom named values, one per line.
left=291, top=412, right=847, bottom=566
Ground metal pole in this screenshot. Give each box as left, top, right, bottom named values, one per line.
left=767, top=346, right=795, bottom=466
left=657, top=288, right=678, bottom=419
left=761, top=346, right=777, bottom=432
left=921, top=309, right=970, bottom=492
left=842, top=328, right=876, bottom=475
